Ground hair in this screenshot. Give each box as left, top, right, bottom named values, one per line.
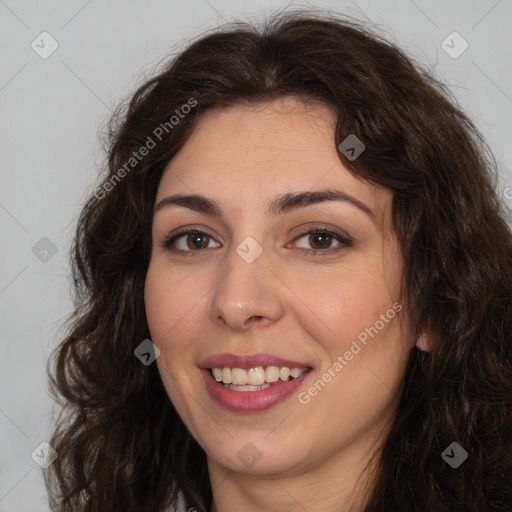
left=45, top=8, right=512, bottom=512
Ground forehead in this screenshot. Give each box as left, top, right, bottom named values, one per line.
left=156, top=97, right=392, bottom=222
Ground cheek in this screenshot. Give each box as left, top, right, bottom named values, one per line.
left=308, top=262, right=401, bottom=350
left=306, top=260, right=407, bottom=397
left=144, top=277, right=172, bottom=343
left=144, top=262, right=200, bottom=339
left=144, top=264, right=214, bottom=389
left=144, top=270, right=198, bottom=405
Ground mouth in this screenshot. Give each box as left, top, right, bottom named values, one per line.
left=199, top=354, right=313, bottom=412
left=199, top=353, right=313, bottom=412
left=208, top=365, right=312, bottom=391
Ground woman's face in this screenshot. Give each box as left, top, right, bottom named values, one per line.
left=145, top=97, right=413, bottom=479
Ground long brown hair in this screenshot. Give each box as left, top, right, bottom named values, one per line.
left=45, top=9, right=512, bottom=511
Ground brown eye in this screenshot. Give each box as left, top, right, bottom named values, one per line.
left=162, top=229, right=221, bottom=256
left=185, top=233, right=210, bottom=250
left=293, top=227, right=353, bottom=257
left=307, top=232, right=334, bottom=250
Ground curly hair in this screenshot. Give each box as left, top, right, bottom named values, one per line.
left=45, top=9, right=512, bottom=512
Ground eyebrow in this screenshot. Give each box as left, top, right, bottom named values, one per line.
left=154, top=189, right=376, bottom=221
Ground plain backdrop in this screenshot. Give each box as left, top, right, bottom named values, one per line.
left=1, top=1, right=511, bottom=510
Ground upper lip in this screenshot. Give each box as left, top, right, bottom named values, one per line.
left=199, top=353, right=313, bottom=370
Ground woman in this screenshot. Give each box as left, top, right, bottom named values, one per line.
left=45, top=9, right=512, bottom=512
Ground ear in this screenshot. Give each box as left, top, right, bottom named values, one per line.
left=416, top=331, right=433, bottom=352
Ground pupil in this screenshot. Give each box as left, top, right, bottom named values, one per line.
left=189, top=234, right=207, bottom=249
left=310, top=233, right=331, bottom=249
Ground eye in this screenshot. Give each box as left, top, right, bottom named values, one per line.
left=291, top=227, right=353, bottom=256
left=161, top=229, right=220, bottom=256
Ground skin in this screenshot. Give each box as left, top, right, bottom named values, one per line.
left=144, top=96, right=416, bottom=512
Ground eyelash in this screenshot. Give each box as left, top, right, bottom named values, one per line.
left=161, top=226, right=353, bottom=258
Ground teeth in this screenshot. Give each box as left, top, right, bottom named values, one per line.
left=222, top=367, right=232, bottom=384
left=247, top=367, right=266, bottom=385
left=210, top=366, right=308, bottom=386
left=290, top=368, right=302, bottom=378
left=231, top=368, right=247, bottom=385
left=266, top=366, right=280, bottom=382
left=226, top=383, right=271, bottom=391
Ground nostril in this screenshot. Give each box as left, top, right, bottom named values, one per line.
left=247, top=315, right=263, bottom=324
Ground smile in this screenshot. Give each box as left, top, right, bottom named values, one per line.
left=201, top=367, right=312, bottom=413
left=210, top=366, right=309, bottom=390
left=199, top=353, right=313, bottom=412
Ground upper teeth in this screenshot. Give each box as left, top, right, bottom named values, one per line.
left=211, top=366, right=307, bottom=385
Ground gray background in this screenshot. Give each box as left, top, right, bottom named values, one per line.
left=1, top=1, right=511, bottom=510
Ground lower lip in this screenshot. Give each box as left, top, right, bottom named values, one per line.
left=200, top=369, right=311, bottom=413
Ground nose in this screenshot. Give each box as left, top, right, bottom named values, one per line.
left=209, top=245, right=285, bottom=332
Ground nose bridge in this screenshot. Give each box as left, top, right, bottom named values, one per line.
left=209, top=237, right=285, bottom=331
